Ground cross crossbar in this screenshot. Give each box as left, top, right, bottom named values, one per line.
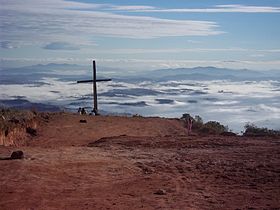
left=77, top=79, right=111, bottom=83
left=76, top=60, right=111, bottom=115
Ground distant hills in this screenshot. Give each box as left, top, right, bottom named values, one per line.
left=140, top=66, right=280, bottom=81
left=0, top=98, right=62, bottom=112
left=0, top=63, right=87, bottom=84
left=1, top=63, right=279, bottom=85
left=0, top=63, right=116, bottom=85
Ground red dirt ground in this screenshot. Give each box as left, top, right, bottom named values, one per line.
left=0, top=113, right=279, bottom=210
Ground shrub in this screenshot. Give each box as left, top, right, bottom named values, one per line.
left=181, top=113, right=193, bottom=121
left=181, top=113, right=198, bottom=128
left=132, top=114, right=143, bottom=118
left=202, top=121, right=229, bottom=135
left=193, top=115, right=204, bottom=130
left=243, top=123, right=280, bottom=137
left=180, top=113, right=228, bottom=135
left=194, top=115, right=203, bottom=124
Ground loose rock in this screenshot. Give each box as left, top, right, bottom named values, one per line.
left=154, top=189, right=166, bottom=195
left=10, top=150, right=24, bottom=159
left=26, top=127, right=37, bottom=136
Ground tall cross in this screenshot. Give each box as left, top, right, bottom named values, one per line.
left=77, top=60, right=111, bottom=115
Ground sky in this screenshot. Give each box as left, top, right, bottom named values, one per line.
left=1, top=0, right=280, bottom=71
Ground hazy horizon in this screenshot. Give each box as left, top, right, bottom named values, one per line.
left=1, top=62, right=280, bottom=72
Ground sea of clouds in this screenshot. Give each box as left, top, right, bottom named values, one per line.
left=1, top=77, right=279, bottom=133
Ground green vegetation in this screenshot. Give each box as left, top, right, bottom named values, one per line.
left=243, top=123, right=280, bottom=137
left=132, top=114, right=143, bottom=118
left=201, top=121, right=229, bottom=135
left=181, top=113, right=229, bottom=135
left=181, top=113, right=280, bottom=137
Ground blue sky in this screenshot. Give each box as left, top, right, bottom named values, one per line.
left=0, top=0, right=280, bottom=71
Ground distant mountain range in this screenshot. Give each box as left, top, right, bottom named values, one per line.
left=0, top=63, right=116, bottom=84
left=0, top=63, right=86, bottom=84
left=1, top=63, right=279, bottom=85
left=0, top=98, right=62, bottom=112
left=138, top=66, right=280, bottom=82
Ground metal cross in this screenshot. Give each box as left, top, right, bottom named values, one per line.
left=77, top=60, right=111, bottom=115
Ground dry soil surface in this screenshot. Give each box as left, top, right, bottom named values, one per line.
left=0, top=113, right=279, bottom=210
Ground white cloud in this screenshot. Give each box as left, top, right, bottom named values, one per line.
left=43, top=42, right=80, bottom=50
left=250, top=54, right=265, bottom=58
left=0, top=41, right=18, bottom=49
left=127, top=4, right=280, bottom=13
left=107, top=5, right=156, bottom=11
left=0, top=0, right=222, bottom=47
left=94, top=47, right=280, bottom=54
left=215, top=4, right=280, bottom=13
left=257, top=49, right=280, bottom=53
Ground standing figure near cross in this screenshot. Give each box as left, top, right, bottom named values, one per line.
left=77, top=60, right=111, bottom=115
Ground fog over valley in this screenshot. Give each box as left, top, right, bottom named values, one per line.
left=1, top=64, right=279, bottom=132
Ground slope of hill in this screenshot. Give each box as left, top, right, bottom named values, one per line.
left=0, top=112, right=279, bottom=209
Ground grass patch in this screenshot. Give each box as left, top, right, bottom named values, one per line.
left=0, top=108, right=36, bottom=135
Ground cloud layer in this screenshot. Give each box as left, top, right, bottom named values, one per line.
left=125, top=4, right=280, bottom=13
left=43, top=42, right=80, bottom=50
left=0, top=0, right=222, bottom=48
left=0, top=41, right=18, bottom=49
left=1, top=77, right=279, bottom=132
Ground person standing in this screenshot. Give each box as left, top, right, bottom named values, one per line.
left=187, top=117, right=193, bottom=134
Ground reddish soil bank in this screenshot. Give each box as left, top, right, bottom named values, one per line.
left=0, top=113, right=279, bottom=210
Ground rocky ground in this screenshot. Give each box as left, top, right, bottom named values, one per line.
left=0, top=113, right=279, bottom=210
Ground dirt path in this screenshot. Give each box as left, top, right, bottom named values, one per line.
left=30, top=113, right=186, bottom=147
left=0, top=114, right=279, bottom=209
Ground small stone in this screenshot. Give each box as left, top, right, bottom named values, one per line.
left=154, top=189, right=166, bottom=195
left=26, top=127, right=37, bottom=136
left=80, top=119, right=87, bottom=123
left=10, top=150, right=24, bottom=159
